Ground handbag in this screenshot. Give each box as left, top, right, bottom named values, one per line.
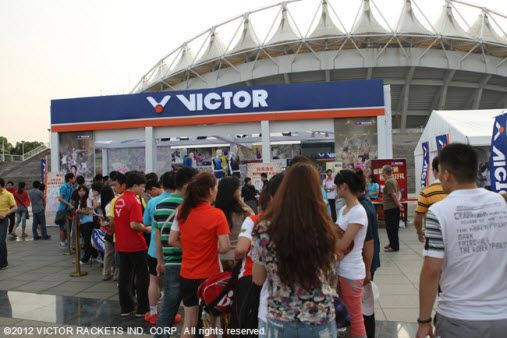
left=54, top=210, right=68, bottom=226
left=334, top=296, right=351, bottom=329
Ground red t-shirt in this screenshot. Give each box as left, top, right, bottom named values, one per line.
left=113, top=191, right=147, bottom=253
left=177, top=202, right=230, bottom=279
left=13, top=191, right=30, bottom=207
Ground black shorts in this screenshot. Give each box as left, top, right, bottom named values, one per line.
left=147, top=255, right=157, bottom=276
left=180, top=277, right=206, bottom=307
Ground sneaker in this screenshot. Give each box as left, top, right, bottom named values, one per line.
left=135, top=312, right=145, bottom=318
left=120, top=311, right=133, bottom=317
left=59, top=242, right=68, bottom=249
left=80, top=259, right=90, bottom=266
left=9, top=233, right=17, bottom=239
left=95, top=256, right=103, bottom=264
left=34, top=236, right=42, bottom=240
left=42, top=235, right=51, bottom=240
left=144, top=312, right=158, bottom=325
left=103, top=275, right=112, bottom=281
left=21, top=233, right=28, bottom=238
left=174, top=313, right=182, bottom=325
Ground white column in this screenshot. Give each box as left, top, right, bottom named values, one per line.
left=145, top=127, right=156, bottom=173
left=50, top=132, right=60, bottom=172
left=261, top=121, right=271, bottom=163
left=377, top=85, right=393, bottom=159
left=102, top=149, right=108, bottom=175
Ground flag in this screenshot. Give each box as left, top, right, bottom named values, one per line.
left=421, top=142, right=430, bottom=189
left=489, top=112, right=507, bottom=193
left=436, top=134, right=450, bottom=151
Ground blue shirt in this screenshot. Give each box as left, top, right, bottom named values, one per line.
left=359, top=195, right=380, bottom=274
left=57, top=183, right=74, bottom=212
left=144, top=192, right=171, bottom=258
left=367, top=182, right=379, bottom=199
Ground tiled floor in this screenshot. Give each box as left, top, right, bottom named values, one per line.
left=1, top=218, right=426, bottom=337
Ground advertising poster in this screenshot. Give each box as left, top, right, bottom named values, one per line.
left=108, top=148, right=145, bottom=173
left=334, top=118, right=378, bottom=169
left=489, top=112, right=507, bottom=193
left=59, top=132, right=94, bottom=180
left=326, top=161, right=343, bottom=173
left=246, top=162, right=283, bottom=191
left=371, top=159, right=408, bottom=200
left=46, top=172, right=65, bottom=212
left=421, top=142, right=430, bottom=189
left=436, top=133, right=450, bottom=152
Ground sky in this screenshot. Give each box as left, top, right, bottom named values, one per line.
left=0, top=0, right=505, bottom=145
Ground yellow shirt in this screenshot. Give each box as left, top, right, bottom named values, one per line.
left=415, top=182, right=448, bottom=214
left=0, top=189, right=16, bottom=214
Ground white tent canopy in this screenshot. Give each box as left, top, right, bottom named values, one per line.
left=413, top=109, right=505, bottom=194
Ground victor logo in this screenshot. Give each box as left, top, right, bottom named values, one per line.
left=490, top=114, right=507, bottom=192
left=493, top=121, right=505, bottom=141
left=147, top=95, right=171, bottom=114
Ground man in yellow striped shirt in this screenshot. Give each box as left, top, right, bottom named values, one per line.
left=415, top=157, right=448, bottom=243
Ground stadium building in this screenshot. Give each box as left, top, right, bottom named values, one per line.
left=51, top=0, right=507, bottom=191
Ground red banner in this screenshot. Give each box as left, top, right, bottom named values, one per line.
left=371, top=159, right=408, bottom=200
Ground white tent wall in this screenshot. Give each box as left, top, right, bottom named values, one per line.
left=413, top=109, right=505, bottom=195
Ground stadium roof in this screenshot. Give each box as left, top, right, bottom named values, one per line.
left=132, top=0, right=507, bottom=130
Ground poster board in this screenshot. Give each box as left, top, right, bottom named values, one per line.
left=371, top=159, right=408, bottom=199
left=325, top=161, right=343, bottom=173
left=46, top=172, right=65, bottom=212
left=246, top=163, right=283, bottom=191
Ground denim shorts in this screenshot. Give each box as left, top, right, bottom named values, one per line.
left=267, top=319, right=337, bottom=338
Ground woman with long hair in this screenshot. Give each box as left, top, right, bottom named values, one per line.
left=334, top=170, right=369, bottom=338
left=251, top=163, right=338, bottom=338
left=75, top=185, right=98, bottom=264
left=233, top=173, right=284, bottom=336
left=215, top=176, right=253, bottom=266
left=168, top=172, right=231, bottom=338
left=12, top=182, right=30, bottom=238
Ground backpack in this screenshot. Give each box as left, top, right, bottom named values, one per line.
left=198, top=262, right=242, bottom=316
left=91, top=228, right=106, bottom=253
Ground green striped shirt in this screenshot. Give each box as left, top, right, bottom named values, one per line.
left=153, top=193, right=183, bottom=266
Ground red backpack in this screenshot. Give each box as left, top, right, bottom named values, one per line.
left=198, top=262, right=242, bottom=316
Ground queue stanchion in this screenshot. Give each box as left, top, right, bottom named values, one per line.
left=70, top=216, right=87, bottom=277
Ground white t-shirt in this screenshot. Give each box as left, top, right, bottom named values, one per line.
left=336, top=204, right=368, bottom=280
left=424, top=188, right=507, bottom=320
left=323, top=177, right=337, bottom=199
left=238, top=217, right=254, bottom=279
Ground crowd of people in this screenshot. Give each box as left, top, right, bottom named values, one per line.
left=1, top=142, right=507, bottom=338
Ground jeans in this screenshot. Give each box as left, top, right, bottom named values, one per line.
left=118, top=251, right=149, bottom=314
left=266, top=319, right=337, bottom=338
left=32, top=211, right=48, bottom=238
left=155, top=264, right=182, bottom=338
left=15, top=206, right=28, bottom=233
left=384, top=208, right=400, bottom=251
left=259, top=319, right=267, bottom=338
left=8, top=213, right=15, bottom=234
left=0, top=218, right=8, bottom=266
left=338, top=277, right=366, bottom=338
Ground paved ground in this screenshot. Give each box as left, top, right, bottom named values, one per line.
left=1, top=218, right=428, bottom=324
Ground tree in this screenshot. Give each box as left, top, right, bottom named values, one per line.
left=11, top=141, right=44, bottom=156
left=0, top=137, right=13, bottom=155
